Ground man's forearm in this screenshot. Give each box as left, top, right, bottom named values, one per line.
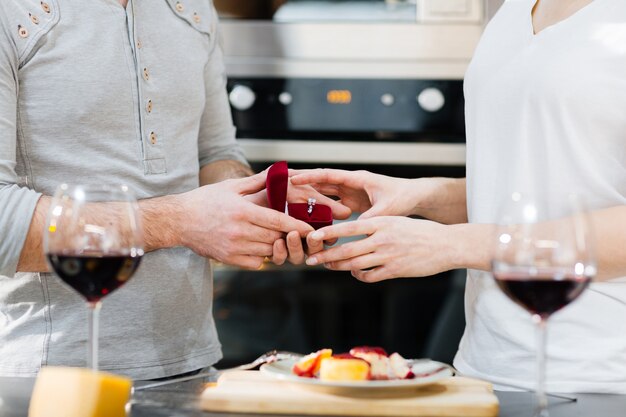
left=200, top=159, right=253, bottom=185
left=16, top=194, right=186, bottom=273
left=16, top=196, right=50, bottom=272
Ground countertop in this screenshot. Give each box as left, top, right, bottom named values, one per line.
left=1, top=375, right=625, bottom=417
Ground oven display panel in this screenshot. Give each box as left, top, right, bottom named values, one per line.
left=227, top=78, right=465, bottom=142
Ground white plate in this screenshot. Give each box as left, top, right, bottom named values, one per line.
left=259, top=358, right=454, bottom=394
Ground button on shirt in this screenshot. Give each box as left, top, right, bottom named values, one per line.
left=0, top=0, right=247, bottom=379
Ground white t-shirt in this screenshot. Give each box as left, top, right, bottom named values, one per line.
left=454, top=0, right=626, bottom=393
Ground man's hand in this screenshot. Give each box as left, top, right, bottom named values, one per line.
left=246, top=174, right=351, bottom=266
left=176, top=172, right=314, bottom=269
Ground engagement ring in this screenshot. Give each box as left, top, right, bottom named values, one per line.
left=307, top=198, right=316, bottom=215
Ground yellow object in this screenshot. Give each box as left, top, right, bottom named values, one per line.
left=319, top=358, right=370, bottom=381
left=292, top=348, right=332, bottom=377
left=29, top=367, right=132, bottom=417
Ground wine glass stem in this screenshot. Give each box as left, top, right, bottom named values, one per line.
left=88, top=301, right=102, bottom=371
left=534, top=314, right=549, bottom=417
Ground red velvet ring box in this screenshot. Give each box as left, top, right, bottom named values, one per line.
left=266, top=161, right=333, bottom=230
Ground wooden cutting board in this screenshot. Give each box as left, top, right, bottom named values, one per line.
left=200, top=371, right=499, bottom=417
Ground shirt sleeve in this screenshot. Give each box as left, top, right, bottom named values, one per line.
left=197, top=6, right=249, bottom=169
left=0, top=14, right=43, bottom=276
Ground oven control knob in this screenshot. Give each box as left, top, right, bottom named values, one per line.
left=229, top=85, right=256, bottom=111
left=278, top=92, right=293, bottom=105
left=380, top=93, right=395, bottom=107
left=417, top=88, right=445, bottom=112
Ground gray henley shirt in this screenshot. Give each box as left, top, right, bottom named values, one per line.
left=0, top=0, right=247, bottom=378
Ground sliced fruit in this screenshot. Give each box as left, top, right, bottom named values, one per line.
left=292, top=348, right=332, bottom=378
left=389, top=352, right=414, bottom=379
left=319, top=356, right=370, bottom=381
left=349, top=346, right=388, bottom=356
left=349, top=346, right=390, bottom=380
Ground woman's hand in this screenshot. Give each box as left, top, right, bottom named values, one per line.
left=290, top=169, right=417, bottom=219
left=304, top=217, right=460, bottom=282
left=292, top=169, right=468, bottom=224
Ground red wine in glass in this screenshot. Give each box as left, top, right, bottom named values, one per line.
left=494, top=269, right=591, bottom=319
left=45, top=184, right=144, bottom=371
left=492, top=193, right=595, bottom=417
left=47, top=253, right=142, bottom=303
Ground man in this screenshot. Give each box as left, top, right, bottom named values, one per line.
left=0, top=0, right=344, bottom=379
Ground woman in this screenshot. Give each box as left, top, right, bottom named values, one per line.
left=292, top=0, right=626, bottom=393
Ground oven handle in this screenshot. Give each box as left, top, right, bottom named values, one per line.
left=238, top=139, right=466, bottom=166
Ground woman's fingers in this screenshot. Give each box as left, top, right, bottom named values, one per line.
left=351, top=266, right=392, bottom=283
left=311, top=184, right=340, bottom=196
left=290, top=169, right=344, bottom=186
left=287, top=183, right=352, bottom=219
left=306, top=231, right=325, bottom=255
left=324, top=253, right=382, bottom=271
left=307, top=220, right=376, bottom=247
left=306, top=237, right=376, bottom=266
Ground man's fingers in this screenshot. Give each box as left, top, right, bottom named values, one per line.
left=235, top=171, right=268, bottom=195
left=228, top=255, right=266, bottom=270
left=244, top=189, right=268, bottom=207
left=242, top=242, right=274, bottom=257
left=271, top=239, right=288, bottom=266
left=286, top=231, right=306, bottom=264
left=242, top=224, right=284, bottom=245
left=249, top=204, right=314, bottom=236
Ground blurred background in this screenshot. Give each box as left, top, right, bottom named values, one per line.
left=212, top=0, right=503, bottom=367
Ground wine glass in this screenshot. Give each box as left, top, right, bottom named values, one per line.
left=44, top=184, right=144, bottom=370
left=492, top=192, right=595, bottom=417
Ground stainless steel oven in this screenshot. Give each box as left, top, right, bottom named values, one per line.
left=212, top=0, right=502, bottom=369
left=216, top=0, right=488, bottom=167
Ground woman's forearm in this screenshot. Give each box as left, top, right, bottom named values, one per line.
left=411, top=177, right=468, bottom=224
left=589, top=206, right=626, bottom=281
left=446, top=205, right=626, bottom=282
